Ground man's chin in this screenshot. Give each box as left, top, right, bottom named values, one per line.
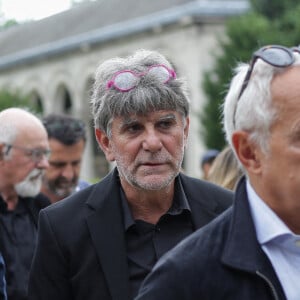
left=15, top=178, right=42, bottom=197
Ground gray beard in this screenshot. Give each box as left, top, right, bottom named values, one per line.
left=15, top=170, right=43, bottom=197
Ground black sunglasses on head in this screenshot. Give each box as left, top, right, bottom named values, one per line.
left=233, top=45, right=300, bottom=128
left=237, top=45, right=299, bottom=101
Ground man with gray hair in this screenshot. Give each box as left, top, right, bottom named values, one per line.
left=0, top=108, right=50, bottom=300
left=29, top=49, right=233, bottom=300
left=135, top=45, right=300, bottom=300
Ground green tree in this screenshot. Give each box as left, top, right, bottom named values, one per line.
left=0, top=89, right=41, bottom=113
left=201, top=0, right=300, bottom=149
left=0, top=19, right=18, bottom=30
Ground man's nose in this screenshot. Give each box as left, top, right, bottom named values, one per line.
left=142, top=130, right=163, bottom=152
left=36, top=155, right=49, bottom=169
left=61, top=164, right=76, bottom=180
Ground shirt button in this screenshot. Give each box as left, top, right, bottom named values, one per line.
left=155, top=227, right=161, bottom=232
left=295, top=240, right=300, bottom=247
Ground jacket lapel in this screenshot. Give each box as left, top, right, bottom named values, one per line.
left=179, top=173, right=231, bottom=229
left=85, top=169, right=130, bottom=300
left=23, top=193, right=50, bottom=227
left=221, top=178, right=272, bottom=271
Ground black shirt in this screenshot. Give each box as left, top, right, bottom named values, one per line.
left=121, top=176, right=194, bottom=298
left=0, top=196, right=38, bottom=300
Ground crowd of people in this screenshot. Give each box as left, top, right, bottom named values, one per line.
left=0, top=44, right=299, bottom=300
left=0, top=109, right=88, bottom=300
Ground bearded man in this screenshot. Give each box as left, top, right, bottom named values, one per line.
left=0, top=108, right=50, bottom=300
left=41, top=114, right=88, bottom=203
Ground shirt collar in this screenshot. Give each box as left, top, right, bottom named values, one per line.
left=121, top=175, right=191, bottom=231
left=246, top=180, right=292, bottom=245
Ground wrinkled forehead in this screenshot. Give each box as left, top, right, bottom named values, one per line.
left=15, top=124, right=49, bottom=148
left=271, top=65, right=300, bottom=104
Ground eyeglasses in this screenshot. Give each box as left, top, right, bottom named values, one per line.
left=237, top=45, right=297, bottom=101
left=4, top=144, right=51, bottom=163
left=106, top=64, right=176, bottom=92
left=234, top=45, right=300, bottom=128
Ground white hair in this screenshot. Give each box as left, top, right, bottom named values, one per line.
left=0, top=121, right=17, bottom=144
left=0, top=108, right=44, bottom=159
left=0, top=112, right=18, bottom=159
left=223, top=50, right=300, bottom=154
left=14, top=169, right=44, bottom=197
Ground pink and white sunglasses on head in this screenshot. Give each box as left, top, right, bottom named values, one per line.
left=106, top=64, right=176, bottom=92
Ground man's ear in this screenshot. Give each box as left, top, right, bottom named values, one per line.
left=232, top=131, right=262, bottom=174
left=95, top=129, right=115, bottom=162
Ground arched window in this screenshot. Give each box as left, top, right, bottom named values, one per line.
left=55, top=84, right=72, bottom=114
left=29, top=91, right=43, bottom=113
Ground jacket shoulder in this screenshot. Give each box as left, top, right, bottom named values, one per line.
left=41, top=170, right=118, bottom=217
left=179, top=173, right=234, bottom=210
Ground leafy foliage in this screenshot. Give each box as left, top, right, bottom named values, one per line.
left=0, top=18, right=18, bottom=31
left=0, top=89, right=41, bottom=114
left=1, top=19, right=18, bottom=29
left=201, top=1, right=300, bottom=149
left=250, top=0, right=299, bottom=19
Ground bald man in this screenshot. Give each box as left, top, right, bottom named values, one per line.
left=0, top=108, right=50, bottom=300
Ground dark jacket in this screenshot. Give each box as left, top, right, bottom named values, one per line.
left=136, top=177, right=287, bottom=300
left=28, top=168, right=233, bottom=300
left=0, top=253, right=6, bottom=300
left=0, top=193, right=50, bottom=300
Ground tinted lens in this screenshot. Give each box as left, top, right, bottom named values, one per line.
left=107, top=64, right=176, bottom=92
left=114, top=71, right=137, bottom=91
left=260, top=47, right=294, bottom=67
left=147, top=66, right=170, bottom=83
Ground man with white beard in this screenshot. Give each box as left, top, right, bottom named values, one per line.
left=0, top=108, right=50, bottom=300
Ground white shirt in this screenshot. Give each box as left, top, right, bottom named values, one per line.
left=246, top=180, right=300, bottom=300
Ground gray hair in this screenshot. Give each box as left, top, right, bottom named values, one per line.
left=0, top=108, right=44, bottom=159
left=0, top=124, right=17, bottom=159
left=91, top=49, right=190, bottom=136
left=0, top=115, right=18, bottom=145
left=223, top=50, right=300, bottom=154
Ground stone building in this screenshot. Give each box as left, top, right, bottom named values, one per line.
left=0, top=0, right=249, bottom=180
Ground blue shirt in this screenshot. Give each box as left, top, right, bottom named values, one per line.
left=75, top=179, right=90, bottom=192
left=247, top=180, right=300, bottom=300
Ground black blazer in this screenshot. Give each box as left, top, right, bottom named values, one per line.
left=28, top=168, right=233, bottom=300
left=24, top=193, right=51, bottom=226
